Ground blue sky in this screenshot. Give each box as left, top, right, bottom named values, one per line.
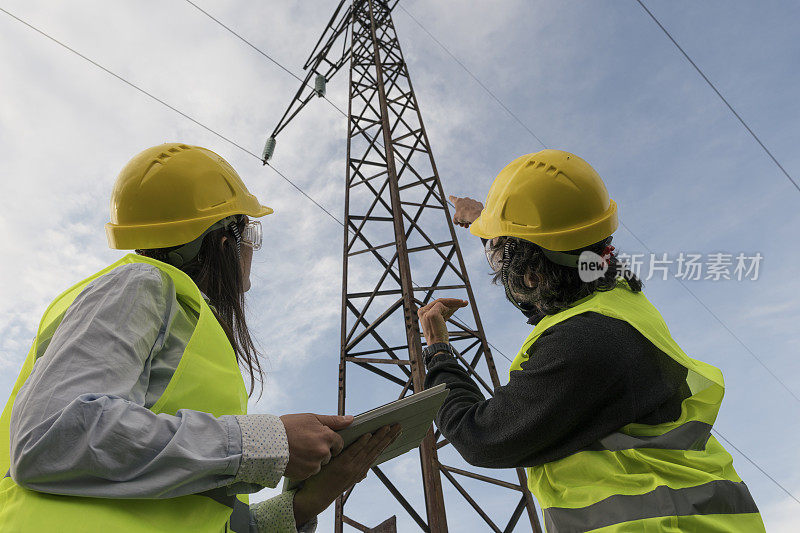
left=1, top=0, right=798, bottom=530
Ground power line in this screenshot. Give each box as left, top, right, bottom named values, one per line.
left=400, top=0, right=800, bottom=195
left=265, top=162, right=343, bottom=225
left=397, top=4, right=547, bottom=150
left=184, top=0, right=302, bottom=83
left=621, top=222, right=800, bottom=404
left=0, top=6, right=498, bottom=364
left=635, top=0, right=800, bottom=194
left=183, top=0, right=351, bottom=122
left=0, top=7, right=259, bottom=159
left=0, top=6, right=341, bottom=231
left=182, top=0, right=452, bottom=215
left=399, top=1, right=800, bottom=403
left=183, top=1, right=461, bottom=215
left=712, top=428, right=800, bottom=505
left=396, top=2, right=800, bottom=504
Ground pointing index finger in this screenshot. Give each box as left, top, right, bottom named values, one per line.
left=433, top=298, right=469, bottom=308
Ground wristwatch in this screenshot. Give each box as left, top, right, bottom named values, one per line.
left=422, top=342, right=455, bottom=366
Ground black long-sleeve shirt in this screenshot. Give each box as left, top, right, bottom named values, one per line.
left=424, top=311, right=690, bottom=469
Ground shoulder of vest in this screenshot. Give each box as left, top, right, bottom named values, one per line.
left=520, top=285, right=641, bottom=344
left=119, top=254, right=203, bottom=295
left=76, top=262, right=174, bottom=302
left=101, top=261, right=166, bottom=281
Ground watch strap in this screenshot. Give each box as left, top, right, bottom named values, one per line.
left=422, top=342, right=453, bottom=366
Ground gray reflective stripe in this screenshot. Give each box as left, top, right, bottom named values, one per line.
left=584, top=420, right=712, bottom=452
left=543, top=480, right=759, bottom=533
left=228, top=499, right=251, bottom=533
left=196, top=488, right=250, bottom=533
left=0, top=476, right=250, bottom=532
left=197, top=486, right=237, bottom=509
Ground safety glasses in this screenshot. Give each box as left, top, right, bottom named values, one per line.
left=241, top=220, right=262, bottom=251
left=484, top=237, right=502, bottom=271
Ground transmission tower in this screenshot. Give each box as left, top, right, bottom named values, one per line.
left=265, top=1, right=541, bottom=531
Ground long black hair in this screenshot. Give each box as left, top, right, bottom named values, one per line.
left=137, top=216, right=264, bottom=398
left=487, top=236, right=643, bottom=316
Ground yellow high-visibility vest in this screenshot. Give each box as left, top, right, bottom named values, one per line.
left=0, top=254, right=250, bottom=532
left=510, top=281, right=765, bottom=532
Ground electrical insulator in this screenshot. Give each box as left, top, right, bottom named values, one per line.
left=314, top=74, right=327, bottom=98
left=262, top=136, right=276, bottom=162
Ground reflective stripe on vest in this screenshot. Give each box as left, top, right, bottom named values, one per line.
left=543, top=480, right=759, bottom=533
left=197, top=488, right=250, bottom=533
left=583, top=420, right=712, bottom=452
left=0, top=254, right=249, bottom=533
left=2, top=471, right=251, bottom=533
left=511, top=281, right=764, bottom=532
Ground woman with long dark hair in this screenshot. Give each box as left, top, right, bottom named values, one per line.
left=417, top=149, right=764, bottom=532
left=0, top=143, right=398, bottom=532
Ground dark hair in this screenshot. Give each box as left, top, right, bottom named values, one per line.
left=488, top=236, right=643, bottom=316
left=137, top=217, right=264, bottom=398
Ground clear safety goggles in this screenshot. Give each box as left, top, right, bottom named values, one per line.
left=484, top=237, right=502, bottom=271
left=241, top=220, right=262, bottom=251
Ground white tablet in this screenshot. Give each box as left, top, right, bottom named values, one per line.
left=285, top=384, right=449, bottom=490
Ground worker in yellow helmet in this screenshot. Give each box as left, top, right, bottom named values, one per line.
left=0, top=143, right=399, bottom=532
left=417, top=149, right=765, bottom=532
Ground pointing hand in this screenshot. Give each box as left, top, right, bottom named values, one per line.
left=449, top=195, right=484, bottom=228
left=417, top=298, right=469, bottom=346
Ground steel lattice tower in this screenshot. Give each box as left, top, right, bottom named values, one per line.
left=266, top=1, right=541, bottom=531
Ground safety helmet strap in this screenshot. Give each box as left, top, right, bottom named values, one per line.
left=166, top=215, right=240, bottom=268
left=538, top=236, right=613, bottom=268
left=501, top=239, right=534, bottom=313
left=540, top=248, right=580, bottom=268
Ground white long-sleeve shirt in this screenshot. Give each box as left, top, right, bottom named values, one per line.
left=8, top=262, right=315, bottom=532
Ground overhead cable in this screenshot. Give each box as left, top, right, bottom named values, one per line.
left=398, top=1, right=800, bottom=404
left=397, top=4, right=548, bottom=150
left=183, top=0, right=350, bottom=122
left=634, top=0, right=799, bottom=194
left=0, top=6, right=496, bottom=361
left=396, top=2, right=800, bottom=504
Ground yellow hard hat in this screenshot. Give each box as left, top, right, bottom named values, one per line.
left=106, top=143, right=273, bottom=250
left=470, top=149, right=618, bottom=251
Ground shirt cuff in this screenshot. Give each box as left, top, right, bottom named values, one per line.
left=427, top=350, right=456, bottom=369
left=233, top=414, right=289, bottom=488
left=250, top=490, right=318, bottom=533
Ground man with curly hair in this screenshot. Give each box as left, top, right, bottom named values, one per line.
left=417, top=149, right=764, bottom=532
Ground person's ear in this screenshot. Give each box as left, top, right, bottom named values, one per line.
left=218, top=234, right=231, bottom=253
left=523, top=271, right=537, bottom=288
